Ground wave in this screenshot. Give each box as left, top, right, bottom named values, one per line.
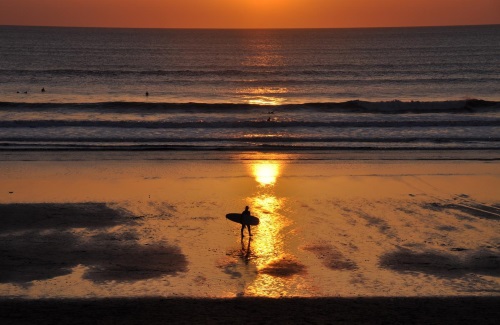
left=1, top=99, right=499, bottom=114
left=0, top=119, right=498, bottom=129
left=4, top=71, right=499, bottom=86
left=1, top=136, right=499, bottom=143
left=1, top=142, right=498, bottom=152
left=1, top=64, right=498, bottom=77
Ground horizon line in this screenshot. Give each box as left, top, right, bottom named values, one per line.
left=1, top=23, right=499, bottom=31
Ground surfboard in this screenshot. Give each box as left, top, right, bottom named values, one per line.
left=226, top=213, right=260, bottom=226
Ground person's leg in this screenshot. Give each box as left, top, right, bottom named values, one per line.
left=247, top=225, right=252, bottom=236
left=241, top=224, right=245, bottom=237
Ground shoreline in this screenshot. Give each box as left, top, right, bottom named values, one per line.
left=0, top=149, right=499, bottom=161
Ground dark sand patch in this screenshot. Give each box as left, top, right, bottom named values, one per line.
left=437, top=225, right=458, bottom=232
left=303, top=244, right=357, bottom=270
left=362, top=214, right=391, bottom=231
left=0, top=203, right=188, bottom=284
left=191, top=216, right=217, bottom=221
left=0, top=230, right=188, bottom=284
left=1, top=297, right=498, bottom=325
left=354, top=210, right=397, bottom=237
left=0, top=203, right=133, bottom=232
left=380, top=248, right=500, bottom=277
left=422, top=202, right=500, bottom=220
left=449, top=202, right=500, bottom=220
left=221, top=263, right=243, bottom=279
left=82, top=241, right=188, bottom=283
left=259, top=255, right=306, bottom=277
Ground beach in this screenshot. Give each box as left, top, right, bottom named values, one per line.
left=0, top=150, right=498, bottom=323
left=1, top=15, right=499, bottom=325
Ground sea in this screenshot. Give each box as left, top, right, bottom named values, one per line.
left=0, top=25, right=499, bottom=151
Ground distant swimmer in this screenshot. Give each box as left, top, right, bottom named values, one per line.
left=24, top=91, right=28, bottom=94
left=41, top=87, right=45, bottom=92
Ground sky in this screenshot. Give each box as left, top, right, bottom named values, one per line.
left=0, top=0, right=499, bottom=29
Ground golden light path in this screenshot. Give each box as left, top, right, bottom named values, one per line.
left=238, top=35, right=287, bottom=106
left=242, top=87, right=288, bottom=106
left=240, top=158, right=307, bottom=297
left=239, top=87, right=288, bottom=106
left=252, top=162, right=280, bottom=186
left=247, top=97, right=284, bottom=106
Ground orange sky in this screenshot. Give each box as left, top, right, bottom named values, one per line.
left=0, top=0, right=499, bottom=28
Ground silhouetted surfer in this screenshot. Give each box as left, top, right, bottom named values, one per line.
left=145, top=91, right=149, bottom=96
left=241, top=206, right=253, bottom=237
left=41, top=87, right=45, bottom=92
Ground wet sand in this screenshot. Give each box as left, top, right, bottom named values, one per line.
left=0, top=150, right=499, bottom=322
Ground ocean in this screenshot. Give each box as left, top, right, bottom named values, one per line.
left=0, top=25, right=499, bottom=151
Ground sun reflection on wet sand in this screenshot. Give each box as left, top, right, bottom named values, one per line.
left=233, top=158, right=307, bottom=297
left=249, top=194, right=286, bottom=263
left=252, top=161, right=280, bottom=186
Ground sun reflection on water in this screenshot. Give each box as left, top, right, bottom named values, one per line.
left=240, top=87, right=288, bottom=106
left=236, top=31, right=288, bottom=106
left=247, top=97, right=285, bottom=106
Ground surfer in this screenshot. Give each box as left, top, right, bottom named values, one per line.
left=241, top=206, right=253, bottom=237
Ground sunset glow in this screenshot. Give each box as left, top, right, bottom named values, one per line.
left=0, top=0, right=498, bottom=28
left=1, top=0, right=499, bottom=319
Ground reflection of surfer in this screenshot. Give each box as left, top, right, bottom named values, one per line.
left=241, top=237, right=252, bottom=264
left=241, top=206, right=253, bottom=237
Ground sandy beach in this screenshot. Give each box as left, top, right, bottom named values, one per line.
left=0, top=150, right=499, bottom=323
